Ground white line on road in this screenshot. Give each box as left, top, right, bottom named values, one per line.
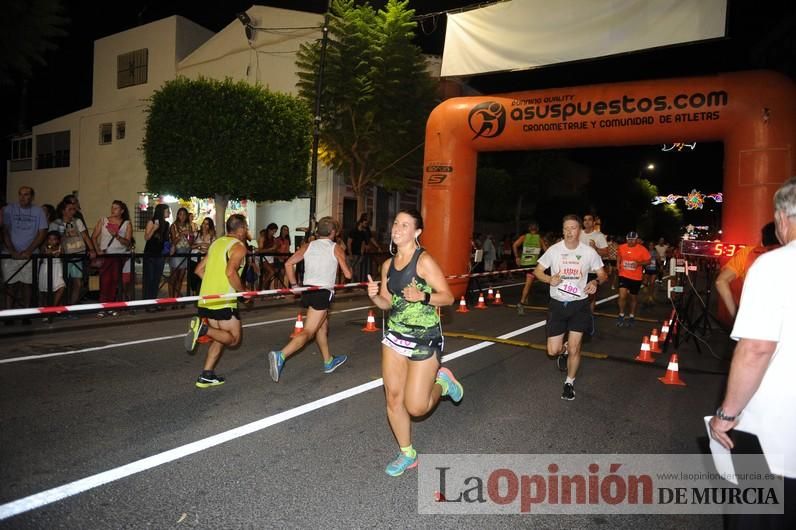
left=0, top=293, right=618, bottom=520
left=0, top=305, right=375, bottom=365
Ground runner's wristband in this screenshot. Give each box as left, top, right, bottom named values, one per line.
left=422, top=292, right=431, bottom=305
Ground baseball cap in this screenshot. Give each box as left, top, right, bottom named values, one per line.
left=626, top=231, right=639, bottom=240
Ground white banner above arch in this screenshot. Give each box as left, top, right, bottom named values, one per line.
left=441, top=0, right=727, bottom=77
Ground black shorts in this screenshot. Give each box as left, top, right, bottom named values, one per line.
left=546, top=298, right=592, bottom=337
left=197, top=306, right=241, bottom=321
left=618, top=276, right=642, bottom=295
left=301, top=288, right=334, bottom=310
left=604, top=259, right=617, bottom=267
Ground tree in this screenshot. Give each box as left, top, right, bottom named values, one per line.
left=0, top=0, right=68, bottom=86
left=296, top=0, right=437, bottom=215
left=143, top=77, right=312, bottom=233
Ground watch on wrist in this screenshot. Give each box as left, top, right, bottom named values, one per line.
left=715, top=407, right=739, bottom=422
left=422, top=291, right=431, bottom=305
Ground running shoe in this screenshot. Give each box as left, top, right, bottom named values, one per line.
left=385, top=452, right=418, bottom=477
left=516, top=304, right=525, bottom=315
left=184, top=316, right=208, bottom=352
left=323, top=355, right=348, bottom=374
left=268, top=351, right=284, bottom=382
left=616, top=315, right=625, bottom=327
left=561, top=382, right=575, bottom=401
left=556, top=343, right=569, bottom=372
left=625, top=316, right=635, bottom=327
left=436, top=367, right=464, bottom=403
left=196, top=373, right=225, bottom=389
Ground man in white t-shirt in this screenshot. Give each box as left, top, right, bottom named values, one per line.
left=535, top=214, right=606, bottom=401
left=579, top=213, right=608, bottom=326
left=709, top=177, right=796, bottom=526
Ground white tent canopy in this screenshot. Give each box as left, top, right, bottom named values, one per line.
left=441, top=0, right=727, bottom=77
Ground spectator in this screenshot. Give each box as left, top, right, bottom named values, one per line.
left=41, top=204, right=56, bottom=225
left=189, top=217, right=216, bottom=294
left=51, top=198, right=97, bottom=306
left=257, top=223, right=279, bottom=289
left=38, top=230, right=65, bottom=307
left=143, top=204, right=171, bottom=309
left=709, top=177, right=796, bottom=528
left=482, top=234, right=497, bottom=272
left=274, top=224, right=291, bottom=287
left=2, top=186, right=48, bottom=324
left=168, top=207, right=193, bottom=303
left=346, top=214, right=369, bottom=281
left=92, top=200, right=132, bottom=315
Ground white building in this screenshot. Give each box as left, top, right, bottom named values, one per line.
left=7, top=5, right=416, bottom=244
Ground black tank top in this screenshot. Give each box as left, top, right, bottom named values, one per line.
left=387, top=247, right=424, bottom=295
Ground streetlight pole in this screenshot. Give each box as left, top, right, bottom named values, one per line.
left=308, top=1, right=333, bottom=233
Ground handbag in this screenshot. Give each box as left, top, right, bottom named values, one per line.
left=162, top=241, right=172, bottom=256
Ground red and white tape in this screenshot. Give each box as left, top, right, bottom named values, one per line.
left=0, top=267, right=532, bottom=319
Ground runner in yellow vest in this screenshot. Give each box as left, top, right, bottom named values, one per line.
left=512, top=222, right=548, bottom=311
left=184, top=214, right=249, bottom=388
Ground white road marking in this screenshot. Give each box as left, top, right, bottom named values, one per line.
left=0, top=293, right=618, bottom=520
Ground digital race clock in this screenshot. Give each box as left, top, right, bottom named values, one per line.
left=680, top=240, right=747, bottom=258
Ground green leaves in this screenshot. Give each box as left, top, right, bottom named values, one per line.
left=143, top=77, right=312, bottom=202
left=296, top=0, right=437, bottom=204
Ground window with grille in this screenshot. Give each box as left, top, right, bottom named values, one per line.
left=116, top=121, right=126, bottom=140
left=36, top=131, right=70, bottom=169
left=136, top=206, right=153, bottom=230
left=117, top=49, right=148, bottom=89
left=99, top=123, right=112, bottom=145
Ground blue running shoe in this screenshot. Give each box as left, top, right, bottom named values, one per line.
left=436, top=367, right=463, bottom=403
left=616, top=315, right=625, bottom=327
left=385, top=452, right=418, bottom=477
left=323, top=355, right=348, bottom=374
left=626, top=316, right=635, bottom=327
left=268, top=351, right=284, bottom=382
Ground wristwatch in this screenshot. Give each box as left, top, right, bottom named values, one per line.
left=715, top=407, right=740, bottom=422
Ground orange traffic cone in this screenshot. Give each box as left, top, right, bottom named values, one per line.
left=658, top=353, right=687, bottom=386
left=487, top=288, right=495, bottom=300
left=362, top=310, right=379, bottom=332
left=660, top=320, right=670, bottom=342
left=635, top=336, right=654, bottom=363
left=456, top=296, right=469, bottom=313
left=493, top=290, right=504, bottom=305
left=649, top=329, right=661, bottom=353
left=475, top=292, right=488, bottom=309
left=290, top=313, right=304, bottom=338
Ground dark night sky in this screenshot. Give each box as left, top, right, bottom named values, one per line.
left=2, top=0, right=794, bottom=216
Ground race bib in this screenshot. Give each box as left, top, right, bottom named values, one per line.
left=624, top=261, right=637, bottom=271
left=522, top=246, right=541, bottom=258
left=557, top=281, right=582, bottom=297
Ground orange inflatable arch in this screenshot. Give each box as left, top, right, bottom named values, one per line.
left=421, top=70, right=796, bottom=297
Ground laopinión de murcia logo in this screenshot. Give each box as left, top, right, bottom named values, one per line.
left=468, top=101, right=507, bottom=139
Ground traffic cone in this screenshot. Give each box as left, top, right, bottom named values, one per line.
left=660, top=320, right=670, bottom=342
left=493, top=290, right=504, bottom=305
left=456, top=296, right=469, bottom=313
left=487, top=288, right=495, bottom=300
left=362, top=310, right=379, bottom=332
left=635, top=336, right=654, bottom=363
left=658, top=353, right=687, bottom=386
left=475, top=292, right=488, bottom=309
left=290, top=313, right=304, bottom=338
left=649, top=329, right=661, bottom=353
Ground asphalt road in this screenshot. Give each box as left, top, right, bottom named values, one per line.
left=0, top=280, right=735, bottom=529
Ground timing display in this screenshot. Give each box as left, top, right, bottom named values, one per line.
left=680, top=240, right=746, bottom=257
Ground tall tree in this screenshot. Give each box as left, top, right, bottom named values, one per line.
left=296, top=0, right=437, bottom=215
left=0, top=0, right=68, bottom=86
left=143, top=77, right=312, bottom=233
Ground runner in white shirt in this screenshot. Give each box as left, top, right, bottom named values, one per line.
left=579, top=213, right=609, bottom=327
left=535, top=215, right=606, bottom=401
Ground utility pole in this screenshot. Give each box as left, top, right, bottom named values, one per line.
left=309, top=1, right=333, bottom=232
